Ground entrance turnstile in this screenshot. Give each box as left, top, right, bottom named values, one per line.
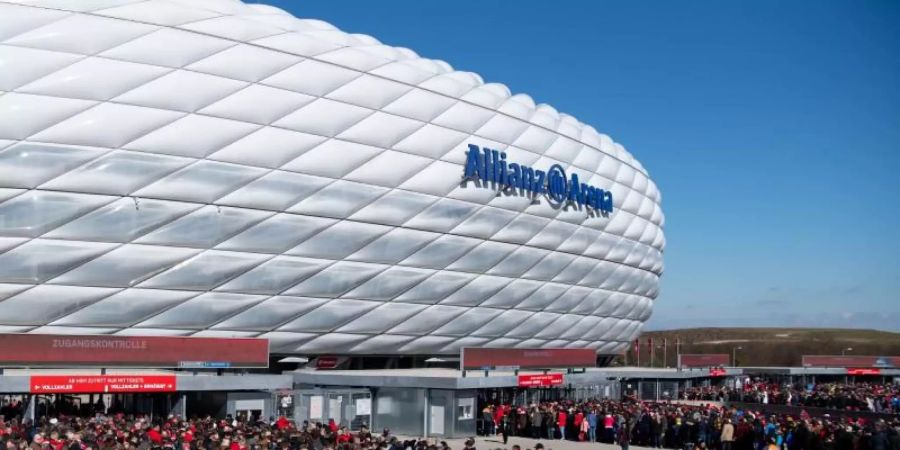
left=294, top=388, right=372, bottom=429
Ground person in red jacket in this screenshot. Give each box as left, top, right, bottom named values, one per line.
left=335, top=426, right=352, bottom=444
left=146, top=427, right=162, bottom=446
left=557, top=409, right=568, bottom=440
left=48, top=431, right=64, bottom=450
left=604, top=413, right=616, bottom=442
left=573, top=410, right=585, bottom=441
left=493, top=405, right=505, bottom=435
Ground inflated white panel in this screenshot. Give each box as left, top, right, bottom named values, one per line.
left=0, top=0, right=663, bottom=355
left=0, top=46, right=82, bottom=91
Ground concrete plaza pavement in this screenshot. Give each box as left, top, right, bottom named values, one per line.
left=401, top=435, right=654, bottom=450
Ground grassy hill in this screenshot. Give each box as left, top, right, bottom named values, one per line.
left=616, top=328, right=900, bottom=367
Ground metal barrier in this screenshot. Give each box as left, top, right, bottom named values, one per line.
left=726, top=402, right=897, bottom=420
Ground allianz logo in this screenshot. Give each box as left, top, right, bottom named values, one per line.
left=462, top=144, right=614, bottom=216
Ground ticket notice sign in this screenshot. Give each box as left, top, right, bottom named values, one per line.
left=517, top=373, right=564, bottom=387
left=30, top=375, right=177, bottom=394
left=847, top=368, right=881, bottom=375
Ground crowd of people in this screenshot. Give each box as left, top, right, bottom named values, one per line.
left=0, top=413, right=444, bottom=450
left=681, top=382, right=900, bottom=413
left=480, top=398, right=900, bottom=450
left=2, top=390, right=900, bottom=450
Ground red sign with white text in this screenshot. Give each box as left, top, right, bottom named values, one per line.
left=316, top=357, right=339, bottom=369
left=678, top=354, right=731, bottom=368
left=462, top=348, right=595, bottom=370
left=30, top=375, right=176, bottom=394
left=0, top=334, right=268, bottom=368
left=518, top=373, right=564, bottom=387
left=847, top=368, right=881, bottom=375
left=802, top=355, right=898, bottom=368
left=709, top=368, right=728, bottom=377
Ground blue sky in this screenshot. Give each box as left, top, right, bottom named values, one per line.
left=267, top=0, right=900, bottom=330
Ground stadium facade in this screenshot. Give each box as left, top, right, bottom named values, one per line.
left=0, top=0, right=664, bottom=358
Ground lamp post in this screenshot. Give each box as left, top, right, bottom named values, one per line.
left=732, top=346, right=743, bottom=367
left=663, top=342, right=668, bottom=368
left=842, top=347, right=853, bottom=383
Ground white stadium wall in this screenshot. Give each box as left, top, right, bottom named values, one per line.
left=0, top=0, right=664, bottom=356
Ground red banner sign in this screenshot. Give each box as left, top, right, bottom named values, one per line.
left=678, top=354, right=730, bottom=368
left=518, top=373, right=564, bottom=387
left=316, top=357, right=339, bottom=369
left=0, top=334, right=269, bottom=368
left=461, top=348, right=595, bottom=370
left=314, top=356, right=350, bottom=370
left=709, top=368, right=727, bottom=377
left=30, top=375, right=176, bottom=394
left=847, top=368, right=881, bottom=375
left=802, top=355, right=898, bottom=368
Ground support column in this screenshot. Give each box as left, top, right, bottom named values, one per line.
left=423, top=388, right=430, bottom=438
left=170, top=393, right=186, bottom=417
left=25, top=395, right=37, bottom=422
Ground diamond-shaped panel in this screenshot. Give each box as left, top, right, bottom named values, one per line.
left=0, top=0, right=663, bottom=355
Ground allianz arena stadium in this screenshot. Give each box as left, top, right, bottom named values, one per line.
left=0, top=0, right=664, bottom=358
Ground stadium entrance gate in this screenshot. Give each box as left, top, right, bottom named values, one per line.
left=293, top=387, right=373, bottom=430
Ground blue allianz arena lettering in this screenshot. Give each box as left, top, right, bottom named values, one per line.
left=462, top=144, right=614, bottom=215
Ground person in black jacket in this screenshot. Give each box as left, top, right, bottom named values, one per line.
left=834, top=426, right=854, bottom=450
left=872, top=423, right=889, bottom=450
left=499, top=413, right=511, bottom=445
left=789, top=422, right=809, bottom=450
left=887, top=426, right=900, bottom=450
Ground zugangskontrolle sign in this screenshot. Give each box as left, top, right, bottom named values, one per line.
left=677, top=353, right=730, bottom=368
left=461, top=347, right=596, bottom=370
left=0, top=333, right=269, bottom=368
left=30, top=375, right=176, bottom=394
